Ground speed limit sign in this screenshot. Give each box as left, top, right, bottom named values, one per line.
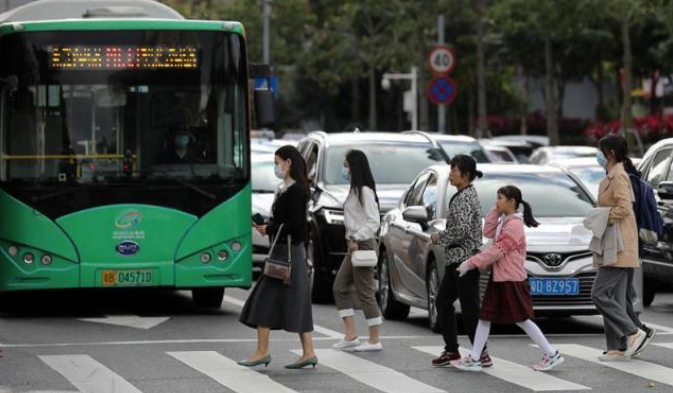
left=428, top=45, right=456, bottom=74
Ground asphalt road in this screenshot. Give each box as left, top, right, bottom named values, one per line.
left=1, top=284, right=673, bottom=393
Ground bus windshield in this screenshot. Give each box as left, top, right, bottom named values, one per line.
left=0, top=30, right=248, bottom=185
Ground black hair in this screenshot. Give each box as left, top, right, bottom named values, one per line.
left=450, top=154, right=483, bottom=182
left=275, top=145, right=309, bottom=198
left=598, top=134, right=638, bottom=174
left=345, top=149, right=380, bottom=207
left=497, top=185, right=539, bottom=228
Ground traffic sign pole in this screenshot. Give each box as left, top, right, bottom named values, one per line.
left=438, top=16, right=446, bottom=134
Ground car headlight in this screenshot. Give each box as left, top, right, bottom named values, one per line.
left=322, top=208, right=345, bottom=225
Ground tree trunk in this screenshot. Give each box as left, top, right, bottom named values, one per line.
left=468, top=87, right=475, bottom=137
left=519, top=67, right=528, bottom=136
left=368, top=66, right=377, bottom=130
left=351, top=78, right=360, bottom=126
left=621, top=17, right=633, bottom=132
left=545, top=36, right=559, bottom=146
left=476, top=0, right=487, bottom=138
left=556, top=81, right=566, bottom=121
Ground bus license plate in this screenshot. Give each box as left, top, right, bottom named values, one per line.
left=101, top=270, right=153, bottom=286
left=529, top=278, right=579, bottom=296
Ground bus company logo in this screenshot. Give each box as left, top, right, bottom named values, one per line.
left=115, top=210, right=142, bottom=229
left=116, top=241, right=140, bottom=256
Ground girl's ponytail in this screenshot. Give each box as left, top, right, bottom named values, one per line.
left=521, top=200, right=539, bottom=228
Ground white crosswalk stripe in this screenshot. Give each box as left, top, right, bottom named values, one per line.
left=413, top=346, right=590, bottom=392
left=168, top=351, right=298, bottom=393
left=39, top=354, right=142, bottom=393
left=554, top=344, right=673, bottom=387
left=653, top=342, right=673, bottom=350
left=292, top=348, right=446, bottom=393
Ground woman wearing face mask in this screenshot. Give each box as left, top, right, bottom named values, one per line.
left=239, top=145, right=317, bottom=369
left=331, top=150, right=383, bottom=352
left=591, top=134, right=653, bottom=361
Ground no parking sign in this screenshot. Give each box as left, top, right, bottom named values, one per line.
left=428, top=75, right=457, bottom=105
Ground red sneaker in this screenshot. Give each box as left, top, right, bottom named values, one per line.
left=432, top=351, right=460, bottom=367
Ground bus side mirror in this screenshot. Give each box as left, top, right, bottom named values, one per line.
left=254, top=88, right=275, bottom=129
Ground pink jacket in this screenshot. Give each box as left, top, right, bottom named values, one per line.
left=465, top=208, right=528, bottom=282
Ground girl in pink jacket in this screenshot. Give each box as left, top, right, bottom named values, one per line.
left=450, top=185, right=565, bottom=372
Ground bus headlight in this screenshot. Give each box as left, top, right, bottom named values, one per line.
left=23, top=253, right=34, bottom=264
left=8, top=245, right=19, bottom=256
left=41, top=254, right=53, bottom=265
left=217, top=250, right=229, bottom=261
left=231, top=241, right=242, bottom=252
left=200, top=252, right=212, bottom=264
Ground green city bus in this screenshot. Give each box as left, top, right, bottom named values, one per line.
left=0, top=0, right=265, bottom=307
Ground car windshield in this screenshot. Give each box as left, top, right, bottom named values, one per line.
left=252, top=156, right=280, bottom=193
left=567, top=166, right=604, bottom=199
left=439, top=141, right=490, bottom=163
left=324, top=143, right=445, bottom=185
left=445, top=172, right=594, bottom=217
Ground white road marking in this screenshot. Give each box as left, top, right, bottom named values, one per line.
left=554, top=344, right=673, bottom=387
left=653, top=343, right=673, bottom=350
left=292, top=349, right=445, bottom=393
left=78, top=315, right=169, bottom=330
left=222, top=295, right=344, bottom=338
left=169, top=351, right=297, bottom=393
left=641, top=321, right=673, bottom=335
left=39, top=354, right=142, bottom=393
left=413, top=346, right=590, bottom=392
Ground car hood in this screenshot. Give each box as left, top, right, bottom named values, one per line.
left=323, top=184, right=406, bottom=212
left=252, top=192, right=275, bottom=217
left=523, top=217, right=592, bottom=252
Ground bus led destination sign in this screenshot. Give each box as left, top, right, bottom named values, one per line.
left=49, top=45, right=199, bottom=70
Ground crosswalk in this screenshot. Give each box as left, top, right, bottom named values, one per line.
left=8, top=342, right=673, bottom=393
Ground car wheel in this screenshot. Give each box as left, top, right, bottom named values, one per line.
left=427, top=260, right=441, bottom=333
left=643, top=281, right=656, bottom=307
left=378, top=249, right=410, bottom=320
left=192, top=287, right=225, bottom=308
left=309, top=230, right=332, bottom=304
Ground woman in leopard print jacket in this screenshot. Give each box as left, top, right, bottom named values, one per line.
left=429, top=154, right=488, bottom=367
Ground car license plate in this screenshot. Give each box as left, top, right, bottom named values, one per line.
left=101, top=270, right=153, bottom=286
left=529, top=278, right=579, bottom=296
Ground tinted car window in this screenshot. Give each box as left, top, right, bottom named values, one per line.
left=646, top=149, right=672, bottom=188
left=439, top=141, right=489, bottom=163
left=445, top=173, right=594, bottom=217
left=568, top=166, right=604, bottom=199
left=323, top=143, right=445, bottom=185
left=422, top=174, right=438, bottom=219
left=408, top=173, right=431, bottom=207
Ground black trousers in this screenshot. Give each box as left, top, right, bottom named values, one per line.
left=436, top=263, right=482, bottom=353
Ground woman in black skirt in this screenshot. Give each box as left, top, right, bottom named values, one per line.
left=450, top=186, right=564, bottom=372
left=239, top=145, right=316, bottom=369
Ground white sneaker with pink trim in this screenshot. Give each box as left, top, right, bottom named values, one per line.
left=450, top=355, right=483, bottom=372
left=532, top=351, right=564, bottom=371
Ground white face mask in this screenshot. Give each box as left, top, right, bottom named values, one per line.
left=274, top=163, right=286, bottom=179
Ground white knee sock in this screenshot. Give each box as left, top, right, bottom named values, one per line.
left=470, top=320, right=491, bottom=360
left=516, top=319, right=555, bottom=355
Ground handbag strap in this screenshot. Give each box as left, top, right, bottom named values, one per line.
left=266, top=223, right=285, bottom=258
left=287, top=234, right=292, bottom=263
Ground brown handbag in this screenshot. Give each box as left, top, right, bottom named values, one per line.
left=263, top=224, right=292, bottom=285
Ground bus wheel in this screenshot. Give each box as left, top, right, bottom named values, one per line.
left=192, top=287, right=225, bottom=308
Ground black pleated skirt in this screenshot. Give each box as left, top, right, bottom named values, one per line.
left=239, top=243, right=314, bottom=333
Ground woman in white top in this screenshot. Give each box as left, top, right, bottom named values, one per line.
left=332, top=149, right=383, bottom=352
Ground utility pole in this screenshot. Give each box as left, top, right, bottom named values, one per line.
left=262, top=0, right=270, bottom=65
left=437, top=15, right=447, bottom=134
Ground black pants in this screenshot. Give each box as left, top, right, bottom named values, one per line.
left=436, top=263, right=482, bottom=353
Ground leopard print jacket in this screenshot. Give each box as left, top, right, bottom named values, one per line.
left=438, top=184, right=483, bottom=265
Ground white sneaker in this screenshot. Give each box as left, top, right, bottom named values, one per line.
left=331, top=337, right=361, bottom=350
left=352, top=342, right=383, bottom=352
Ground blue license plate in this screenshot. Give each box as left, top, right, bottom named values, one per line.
left=529, top=278, right=580, bottom=296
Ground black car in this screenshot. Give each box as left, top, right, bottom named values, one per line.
left=296, top=131, right=448, bottom=302
left=638, top=138, right=673, bottom=306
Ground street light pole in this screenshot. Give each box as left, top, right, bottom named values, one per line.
left=382, top=66, right=418, bottom=131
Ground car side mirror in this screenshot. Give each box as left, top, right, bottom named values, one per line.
left=254, top=88, right=275, bottom=128
left=658, top=181, right=673, bottom=200
left=402, top=205, right=428, bottom=224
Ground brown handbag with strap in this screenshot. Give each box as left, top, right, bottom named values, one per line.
left=263, top=224, right=292, bottom=285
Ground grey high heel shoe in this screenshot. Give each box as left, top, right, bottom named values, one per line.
left=284, top=356, right=318, bottom=369
left=237, top=354, right=271, bottom=368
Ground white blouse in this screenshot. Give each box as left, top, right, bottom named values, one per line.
left=344, top=186, right=380, bottom=241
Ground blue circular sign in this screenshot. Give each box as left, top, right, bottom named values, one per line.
left=428, top=76, right=457, bottom=105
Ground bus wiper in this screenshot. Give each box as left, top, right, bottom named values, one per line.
left=31, top=184, right=98, bottom=202
left=95, top=169, right=217, bottom=201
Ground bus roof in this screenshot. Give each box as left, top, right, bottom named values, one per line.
left=0, top=0, right=183, bottom=24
